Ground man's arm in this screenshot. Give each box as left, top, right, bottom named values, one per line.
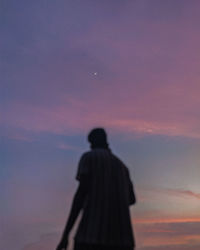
left=129, top=180, right=136, bottom=205
left=56, top=177, right=88, bottom=249
left=126, top=167, right=136, bottom=206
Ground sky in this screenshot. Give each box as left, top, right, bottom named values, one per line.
left=1, top=0, right=200, bottom=249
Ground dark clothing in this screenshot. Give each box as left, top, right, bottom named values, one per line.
left=74, top=148, right=136, bottom=247
left=74, top=241, right=134, bottom=250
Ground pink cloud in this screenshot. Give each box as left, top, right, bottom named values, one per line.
left=2, top=91, right=200, bottom=139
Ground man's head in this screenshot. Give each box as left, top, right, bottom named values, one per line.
left=88, top=128, right=108, bottom=149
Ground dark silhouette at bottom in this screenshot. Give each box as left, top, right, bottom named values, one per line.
left=56, top=128, right=136, bottom=250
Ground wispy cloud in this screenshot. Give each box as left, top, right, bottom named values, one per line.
left=2, top=97, right=200, bottom=138
left=138, top=186, right=200, bottom=201
left=160, top=188, right=200, bottom=200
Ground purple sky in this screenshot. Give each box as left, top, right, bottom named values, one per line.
left=1, top=1, right=200, bottom=249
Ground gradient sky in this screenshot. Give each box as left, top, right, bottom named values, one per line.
left=1, top=1, right=200, bottom=249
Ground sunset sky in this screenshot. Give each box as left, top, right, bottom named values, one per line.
left=1, top=1, right=200, bottom=249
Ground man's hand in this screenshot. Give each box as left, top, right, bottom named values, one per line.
left=56, top=178, right=88, bottom=250
left=56, top=238, right=68, bottom=250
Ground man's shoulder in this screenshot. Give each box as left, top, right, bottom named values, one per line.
left=80, top=151, right=92, bottom=159
left=82, top=150, right=91, bottom=155
left=111, top=153, right=123, bottom=163
left=81, top=150, right=128, bottom=169
left=111, top=153, right=128, bottom=169
left=81, top=149, right=111, bottom=156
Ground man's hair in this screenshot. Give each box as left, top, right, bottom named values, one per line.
left=88, top=128, right=108, bottom=149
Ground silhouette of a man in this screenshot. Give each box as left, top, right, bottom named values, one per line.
left=56, top=128, right=136, bottom=250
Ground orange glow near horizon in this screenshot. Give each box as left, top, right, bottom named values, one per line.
left=133, top=216, right=200, bottom=224
left=133, top=216, right=200, bottom=248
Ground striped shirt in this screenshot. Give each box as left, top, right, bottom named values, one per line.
left=74, top=148, right=135, bottom=247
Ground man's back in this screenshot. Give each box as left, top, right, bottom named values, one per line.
left=74, top=148, right=135, bottom=247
